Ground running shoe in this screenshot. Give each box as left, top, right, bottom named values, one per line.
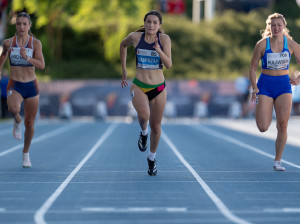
left=13, top=120, right=22, bottom=140
left=147, top=157, right=157, bottom=176
left=22, top=153, right=31, bottom=168
left=138, top=132, right=148, bottom=152
left=273, top=161, right=285, bottom=171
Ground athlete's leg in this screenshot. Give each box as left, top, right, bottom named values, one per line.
left=273, top=93, right=292, bottom=161
left=149, top=89, right=167, bottom=153
left=131, top=84, right=150, bottom=131
left=23, top=95, right=39, bottom=153
left=255, top=95, right=274, bottom=132
left=7, top=90, right=23, bottom=123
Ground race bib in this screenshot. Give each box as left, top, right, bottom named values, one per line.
left=10, top=47, right=33, bottom=66
left=267, top=51, right=290, bottom=70
left=136, top=48, right=160, bottom=69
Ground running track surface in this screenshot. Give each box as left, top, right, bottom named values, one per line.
left=0, top=117, right=300, bottom=224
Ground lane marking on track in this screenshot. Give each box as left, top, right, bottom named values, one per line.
left=193, top=125, right=300, bottom=169
left=161, top=131, right=252, bottom=224
left=81, top=207, right=187, bottom=212
left=34, top=123, right=118, bottom=224
left=0, top=123, right=81, bottom=157
left=209, top=118, right=300, bottom=147
left=264, top=208, right=300, bottom=213
left=2, top=180, right=300, bottom=184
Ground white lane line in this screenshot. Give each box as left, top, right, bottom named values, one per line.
left=237, top=192, right=300, bottom=194
left=161, top=131, right=252, bottom=224
left=2, top=170, right=299, bottom=174
left=167, top=207, right=187, bottom=212
left=0, top=208, right=6, bottom=212
left=264, top=208, right=300, bottom=213
left=193, top=125, right=300, bottom=169
left=2, top=180, right=300, bottom=184
left=209, top=119, right=300, bottom=147
left=34, top=123, right=118, bottom=224
left=0, top=122, right=50, bottom=136
left=81, top=207, right=187, bottom=213
left=82, top=207, right=116, bottom=212
left=0, top=123, right=81, bottom=157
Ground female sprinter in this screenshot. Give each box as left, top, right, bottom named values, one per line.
left=120, top=10, right=172, bottom=176
left=249, top=13, right=300, bottom=171
left=0, top=12, right=45, bottom=167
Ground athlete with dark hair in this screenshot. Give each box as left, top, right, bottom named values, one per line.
left=0, top=12, right=45, bottom=167
left=120, top=10, right=172, bottom=175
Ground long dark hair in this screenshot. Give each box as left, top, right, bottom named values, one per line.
left=16, top=12, right=33, bottom=36
left=136, top=10, right=163, bottom=33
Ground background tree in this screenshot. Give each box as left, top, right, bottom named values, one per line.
left=12, top=0, right=79, bottom=62
left=68, top=0, right=153, bottom=62
left=4, top=0, right=299, bottom=80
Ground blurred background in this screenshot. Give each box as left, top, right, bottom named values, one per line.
left=1, top=0, right=300, bottom=120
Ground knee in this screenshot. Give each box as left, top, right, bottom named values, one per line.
left=257, top=124, right=269, bottom=133
left=138, top=112, right=150, bottom=122
left=24, top=120, right=35, bottom=131
left=149, top=123, right=161, bottom=134
left=276, top=121, right=288, bottom=132
left=7, top=104, right=20, bottom=115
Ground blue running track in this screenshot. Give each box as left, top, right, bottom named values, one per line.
left=0, top=117, right=300, bottom=224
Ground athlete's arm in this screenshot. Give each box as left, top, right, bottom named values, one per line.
left=120, top=32, right=137, bottom=87
left=289, top=39, right=300, bottom=85
left=0, top=40, right=9, bottom=73
left=29, top=39, right=45, bottom=70
left=155, top=34, right=172, bottom=69
left=249, top=40, right=264, bottom=101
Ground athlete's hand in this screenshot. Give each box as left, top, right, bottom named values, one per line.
left=290, top=77, right=300, bottom=86
left=121, top=70, right=128, bottom=88
left=153, top=36, right=161, bottom=53
left=20, top=47, right=27, bottom=59
left=251, top=87, right=259, bottom=102
left=121, top=79, right=128, bottom=88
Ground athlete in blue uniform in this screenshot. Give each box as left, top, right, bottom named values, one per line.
left=0, top=12, right=45, bottom=167
left=120, top=10, right=172, bottom=176
left=249, top=13, right=300, bottom=171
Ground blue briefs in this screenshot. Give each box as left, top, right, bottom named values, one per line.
left=7, top=79, right=39, bottom=99
left=257, top=73, right=291, bottom=100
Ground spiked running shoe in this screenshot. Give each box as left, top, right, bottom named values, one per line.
left=147, top=158, right=157, bottom=176
left=13, top=120, right=22, bottom=140
left=22, top=153, right=31, bottom=168
left=273, top=161, right=285, bottom=171
left=138, top=132, right=148, bottom=152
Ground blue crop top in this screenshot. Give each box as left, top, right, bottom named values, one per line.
left=261, top=36, right=290, bottom=70
left=135, top=32, right=163, bottom=70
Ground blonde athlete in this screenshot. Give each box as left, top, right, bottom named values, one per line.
left=0, top=12, right=45, bottom=167
left=120, top=10, right=172, bottom=176
left=249, top=13, right=300, bottom=171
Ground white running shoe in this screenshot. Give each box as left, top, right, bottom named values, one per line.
left=22, top=153, right=31, bottom=168
left=273, top=161, right=285, bottom=171
left=13, top=120, right=22, bottom=140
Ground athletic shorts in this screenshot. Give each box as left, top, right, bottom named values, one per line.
left=7, top=79, right=39, bottom=99
left=257, top=73, right=291, bottom=100
left=132, top=77, right=165, bottom=101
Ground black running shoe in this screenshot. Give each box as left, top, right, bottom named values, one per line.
left=138, top=132, right=148, bottom=152
left=147, top=158, right=157, bottom=176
